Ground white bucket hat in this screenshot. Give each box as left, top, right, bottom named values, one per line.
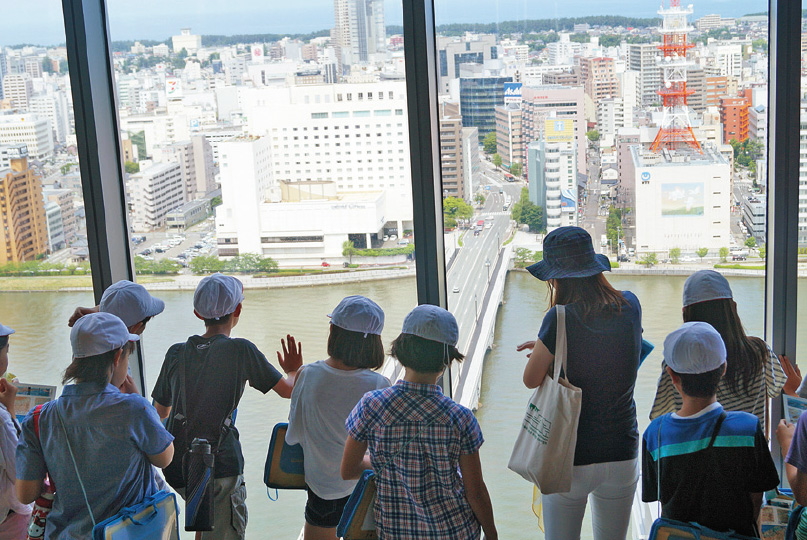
left=329, top=295, right=385, bottom=337
left=401, top=305, right=459, bottom=347
left=193, top=273, right=245, bottom=320
left=664, top=321, right=727, bottom=375
left=71, top=312, right=140, bottom=359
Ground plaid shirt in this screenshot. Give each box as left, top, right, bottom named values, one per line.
left=346, top=380, right=484, bottom=539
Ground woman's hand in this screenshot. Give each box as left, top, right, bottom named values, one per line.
left=782, top=355, right=802, bottom=397
left=277, top=334, right=303, bottom=374
left=516, top=341, right=536, bottom=359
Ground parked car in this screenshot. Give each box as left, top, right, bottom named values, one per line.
left=321, top=261, right=331, bottom=267
left=389, top=234, right=398, bottom=241
left=732, top=255, right=747, bottom=261
left=452, top=286, right=460, bottom=293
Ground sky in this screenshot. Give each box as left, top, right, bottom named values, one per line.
left=3, top=0, right=769, bottom=47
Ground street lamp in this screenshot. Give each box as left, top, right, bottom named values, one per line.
left=474, top=293, right=478, bottom=317
left=485, top=259, right=491, bottom=281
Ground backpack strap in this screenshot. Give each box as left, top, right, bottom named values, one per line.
left=32, top=404, right=43, bottom=438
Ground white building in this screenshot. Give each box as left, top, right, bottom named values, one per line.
left=152, top=135, right=216, bottom=201
left=461, top=126, right=481, bottom=199
left=240, top=81, right=413, bottom=234
left=627, top=43, right=662, bottom=107
left=120, top=112, right=191, bottom=157
left=126, top=162, right=184, bottom=231
left=631, top=145, right=731, bottom=253
left=749, top=105, right=767, bottom=149
left=547, top=34, right=582, bottom=66
left=707, top=41, right=744, bottom=78
left=0, top=114, right=54, bottom=160
left=1, top=74, right=32, bottom=110
left=44, top=200, right=65, bottom=252
left=526, top=118, right=579, bottom=231
left=597, top=97, right=634, bottom=137
left=742, top=195, right=766, bottom=241
left=29, top=93, right=69, bottom=144
left=171, top=29, right=202, bottom=55
left=152, top=44, right=170, bottom=57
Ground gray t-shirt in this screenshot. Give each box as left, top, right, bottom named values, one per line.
left=286, top=360, right=389, bottom=499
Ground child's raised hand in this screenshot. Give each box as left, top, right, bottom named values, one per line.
left=0, top=378, right=17, bottom=416
left=277, top=334, right=303, bottom=374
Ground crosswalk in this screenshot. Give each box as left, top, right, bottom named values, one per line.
left=481, top=211, right=511, bottom=217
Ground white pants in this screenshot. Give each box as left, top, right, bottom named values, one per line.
left=542, top=458, right=638, bottom=540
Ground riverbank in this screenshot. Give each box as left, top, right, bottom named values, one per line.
left=0, top=266, right=416, bottom=292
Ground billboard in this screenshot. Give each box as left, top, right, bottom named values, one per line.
left=560, top=189, right=576, bottom=213
left=166, top=78, right=181, bottom=99
left=661, top=183, right=704, bottom=217
left=251, top=45, right=264, bottom=59
left=504, top=82, right=522, bottom=104
left=544, top=118, right=574, bottom=143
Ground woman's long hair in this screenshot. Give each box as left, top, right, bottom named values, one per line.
left=683, top=298, right=768, bottom=394
left=548, top=273, right=627, bottom=319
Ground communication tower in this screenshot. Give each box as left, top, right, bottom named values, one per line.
left=650, top=0, right=702, bottom=153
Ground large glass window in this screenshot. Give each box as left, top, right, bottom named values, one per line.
left=435, top=1, right=769, bottom=537
left=106, top=1, right=416, bottom=536
left=0, top=2, right=98, bottom=390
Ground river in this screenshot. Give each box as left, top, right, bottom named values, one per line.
left=1, top=272, right=804, bottom=539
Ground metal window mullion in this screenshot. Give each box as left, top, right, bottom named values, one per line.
left=62, top=0, right=144, bottom=391
left=403, top=0, right=446, bottom=309
left=766, top=0, right=801, bottom=468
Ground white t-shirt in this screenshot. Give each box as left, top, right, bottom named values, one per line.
left=0, top=404, right=32, bottom=519
left=286, top=360, right=390, bottom=499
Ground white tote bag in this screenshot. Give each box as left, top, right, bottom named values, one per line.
left=508, top=304, right=582, bottom=494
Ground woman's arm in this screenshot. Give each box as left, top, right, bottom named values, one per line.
left=341, top=435, right=370, bottom=480
left=459, top=452, right=497, bottom=540
left=522, top=339, right=554, bottom=389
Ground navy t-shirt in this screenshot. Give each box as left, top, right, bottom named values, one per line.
left=538, top=290, right=642, bottom=466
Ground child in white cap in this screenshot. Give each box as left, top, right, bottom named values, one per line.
left=285, top=295, right=390, bottom=540
left=641, top=321, right=779, bottom=537
left=151, top=273, right=300, bottom=540
left=15, top=312, right=174, bottom=539
left=67, top=280, right=167, bottom=394
left=341, top=305, right=498, bottom=540
left=0, top=324, right=32, bottom=539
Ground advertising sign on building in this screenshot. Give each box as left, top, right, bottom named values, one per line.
left=544, top=118, right=574, bottom=142
left=251, top=45, right=264, bottom=59
left=166, top=78, right=182, bottom=99
left=504, top=82, right=523, bottom=104
left=560, top=189, right=576, bottom=213
left=661, top=183, right=705, bottom=217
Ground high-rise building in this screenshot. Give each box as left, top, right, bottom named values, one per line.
left=152, top=135, right=216, bottom=201
left=527, top=117, right=579, bottom=232
left=1, top=74, right=32, bottom=110
left=685, top=67, right=707, bottom=113
left=546, top=34, right=582, bottom=66
left=597, top=97, right=633, bottom=137
left=521, top=85, right=586, bottom=174
left=720, top=95, right=750, bottom=143
left=0, top=151, right=48, bottom=264
left=333, top=0, right=386, bottom=67
left=42, top=188, right=78, bottom=244
left=241, top=82, right=413, bottom=235
left=705, top=75, right=730, bottom=108
left=495, top=104, right=522, bottom=168
left=579, top=57, right=620, bottom=106
left=23, top=57, right=42, bottom=80
left=44, top=200, right=66, bottom=252
left=439, top=102, right=464, bottom=199
left=459, top=76, right=513, bottom=143
left=126, top=162, right=185, bottom=231
left=436, top=35, right=498, bottom=94
left=461, top=126, right=481, bottom=198
left=627, top=43, right=662, bottom=107
left=0, top=114, right=54, bottom=160
left=749, top=105, right=767, bottom=148
left=29, top=93, right=69, bottom=144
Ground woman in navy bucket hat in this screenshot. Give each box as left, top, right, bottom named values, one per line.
left=517, top=226, right=643, bottom=540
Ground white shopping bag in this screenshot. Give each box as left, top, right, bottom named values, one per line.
left=508, top=304, right=582, bottom=494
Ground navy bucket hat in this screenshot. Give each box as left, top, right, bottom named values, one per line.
left=526, top=226, right=612, bottom=281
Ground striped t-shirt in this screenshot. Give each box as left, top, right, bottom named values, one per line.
left=649, top=345, right=785, bottom=425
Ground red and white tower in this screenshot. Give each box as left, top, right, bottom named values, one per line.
left=650, top=0, right=702, bottom=153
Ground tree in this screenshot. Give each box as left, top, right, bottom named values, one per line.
left=210, top=196, right=223, bottom=207
left=586, top=129, right=600, bottom=142
left=510, top=162, right=522, bottom=177
left=41, top=57, right=54, bottom=74
left=342, top=240, right=356, bottom=263
left=696, top=247, right=709, bottom=261
left=177, top=47, right=188, bottom=59
left=124, top=161, right=140, bottom=174
left=256, top=257, right=279, bottom=273
left=492, top=153, right=502, bottom=169
left=640, top=252, right=658, bottom=267
left=758, top=244, right=766, bottom=259
left=669, top=247, right=681, bottom=264
left=510, top=187, right=544, bottom=232
left=745, top=237, right=757, bottom=248
left=483, top=132, right=497, bottom=154
left=514, top=248, right=533, bottom=266
left=189, top=255, right=225, bottom=274
left=719, top=247, right=729, bottom=262
left=443, top=196, right=474, bottom=229
left=474, top=193, right=486, bottom=205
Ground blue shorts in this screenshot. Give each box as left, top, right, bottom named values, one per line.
left=304, top=489, right=351, bottom=528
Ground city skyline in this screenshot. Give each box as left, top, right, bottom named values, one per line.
left=5, top=0, right=766, bottom=46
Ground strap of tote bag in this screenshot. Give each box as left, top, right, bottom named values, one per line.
left=553, top=305, right=569, bottom=383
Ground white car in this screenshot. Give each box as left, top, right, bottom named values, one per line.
left=452, top=286, right=460, bottom=293
left=680, top=256, right=697, bottom=263
left=389, top=234, right=398, bottom=241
